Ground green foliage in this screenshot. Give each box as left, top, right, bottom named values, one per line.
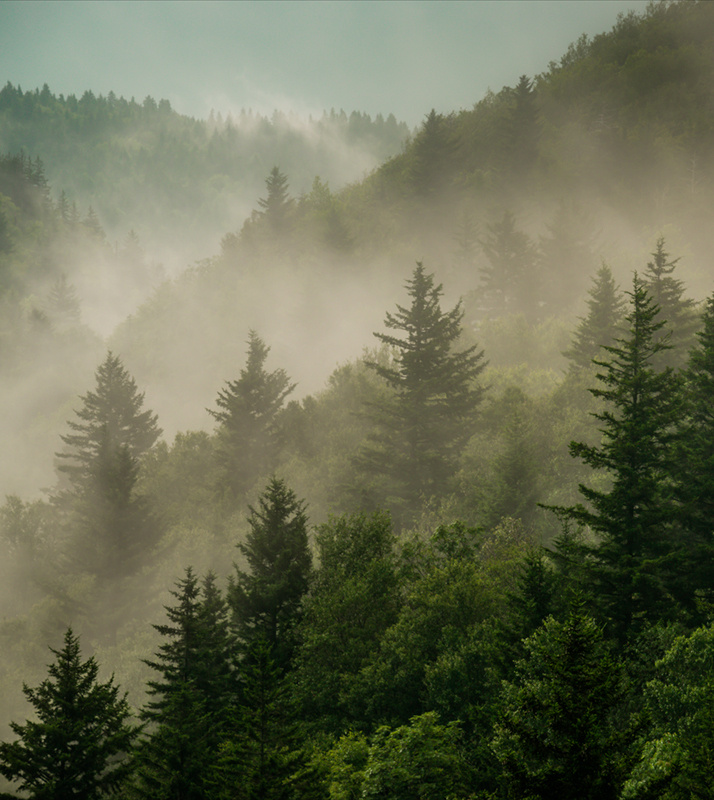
left=492, top=607, right=630, bottom=800
left=230, top=477, right=311, bottom=671
left=0, top=628, right=138, bottom=799
left=550, top=274, right=684, bottom=640
left=623, top=624, right=714, bottom=799
left=293, top=511, right=400, bottom=732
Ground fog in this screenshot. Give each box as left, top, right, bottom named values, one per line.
left=1, top=2, right=714, bottom=788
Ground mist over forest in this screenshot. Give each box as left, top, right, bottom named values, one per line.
left=2, top=2, right=714, bottom=798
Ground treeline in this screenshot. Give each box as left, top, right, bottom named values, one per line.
left=0, top=81, right=410, bottom=261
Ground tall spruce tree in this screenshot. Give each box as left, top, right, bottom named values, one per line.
left=209, top=331, right=295, bottom=501
left=673, top=294, right=714, bottom=620
left=229, top=477, right=311, bottom=673
left=0, top=628, right=138, bottom=800
left=549, top=274, right=683, bottom=641
left=358, top=262, right=486, bottom=523
left=564, top=263, right=625, bottom=371
left=257, top=166, right=293, bottom=235
left=136, top=568, right=234, bottom=800
left=643, top=237, right=698, bottom=370
left=54, top=351, right=161, bottom=581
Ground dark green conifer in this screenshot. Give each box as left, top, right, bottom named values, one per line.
left=0, top=628, right=138, bottom=800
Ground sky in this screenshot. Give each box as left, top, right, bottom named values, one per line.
left=1, top=0, right=651, bottom=127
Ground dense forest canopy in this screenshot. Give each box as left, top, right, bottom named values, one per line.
left=1, top=1, right=714, bottom=797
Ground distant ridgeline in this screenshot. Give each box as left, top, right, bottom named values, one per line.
left=0, top=80, right=410, bottom=261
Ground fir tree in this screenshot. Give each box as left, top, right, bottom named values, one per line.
left=257, top=167, right=293, bottom=235
left=643, top=237, right=698, bottom=369
left=564, top=263, right=625, bottom=371
left=549, top=275, right=683, bottom=641
left=229, top=477, right=311, bottom=673
left=209, top=331, right=295, bottom=501
left=54, top=352, right=162, bottom=582
left=358, top=262, right=486, bottom=523
left=0, top=628, right=138, bottom=800
left=136, top=569, right=234, bottom=800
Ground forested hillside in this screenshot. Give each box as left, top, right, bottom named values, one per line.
left=1, top=1, right=714, bottom=798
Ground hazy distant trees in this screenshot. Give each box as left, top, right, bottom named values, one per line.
left=479, top=210, right=539, bottom=318
left=257, top=166, right=294, bottom=236
left=358, top=262, right=486, bottom=523
left=564, top=263, right=625, bottom=370
left=54, top=351, right=162, bottom=581
left=209, top=331, right=295, bottom=501
left=643, top=237, right=698, bottom=369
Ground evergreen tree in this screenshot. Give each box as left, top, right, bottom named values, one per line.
left=229, top=477, right=311, bottom=673
left=209, top=331, right=295, bottom=501
left=564, top=263, right=626, bottom=371
left=136, top=568, right=233, bottom=800
left=54, top=352, right=162, bottom=582
left=0, top=628, right=138, bottom=800
left=479, top=210, right=539, bottom=318
left=257, top=166, right=293, bottom=235
left=643, top=237, right=698, bottom=369
left=358, top=262, right=486, bottom=523
left=409, top=109, right=452, bottom=198
left=505, top=74, right=540, bottom=176
left=549, top=275, right=683, bottom=641
left=673, top=294, right=714, bottom=620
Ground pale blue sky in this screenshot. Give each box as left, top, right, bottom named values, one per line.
left=0, top=0, right=649, bottom=125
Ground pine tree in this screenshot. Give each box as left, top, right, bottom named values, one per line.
left=136, top=569, right=234, bottom=800
left=479, top=210, right=539, bottom=318
left=643, top=237, right=698, bottom=370
left=549, top=275, right=683, bottom=641
left=0, top=628, right=138, bottom=800
left=564, top=263, right=625, bottom=371
left=209, top=331, right=295, bottom=501
left=229, top=477, right=311, bottom=673
left=358, top=262, right=486, bottom=522
left=673, top=294, right=714, bottom=620
left=54, top=352, right=162, bottom=581
left=257, top=167, right=293, bottom=235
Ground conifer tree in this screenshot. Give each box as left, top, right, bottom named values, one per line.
left=358, top=262, right=486, bottom=522
left=643, top=237, right=698, bottom=369
left=230, top=477, right=311, bottom=673
left=136, top=568, right=234, bottom=800
left=0, top=628, right=138, bottom=800
left=209, top=331, right=295, bottom=501
left=257, top=166, right=293, bottom=235
left=564, top=263, right=625, bottom=371
left=673, top=294, right=714, bottom=620
left=54, top=352, right=162, bottom=581
left=549, top=275, right=683, bottom=641
left=479, top=210, right=539, bottom=318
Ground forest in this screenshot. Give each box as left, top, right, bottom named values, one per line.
left=1, top=1, right=714, bottom=797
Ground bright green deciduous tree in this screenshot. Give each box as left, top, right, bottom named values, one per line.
left=492, top=608, right=630, bottom=800
left=0, top=628, right=138, bottom=800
